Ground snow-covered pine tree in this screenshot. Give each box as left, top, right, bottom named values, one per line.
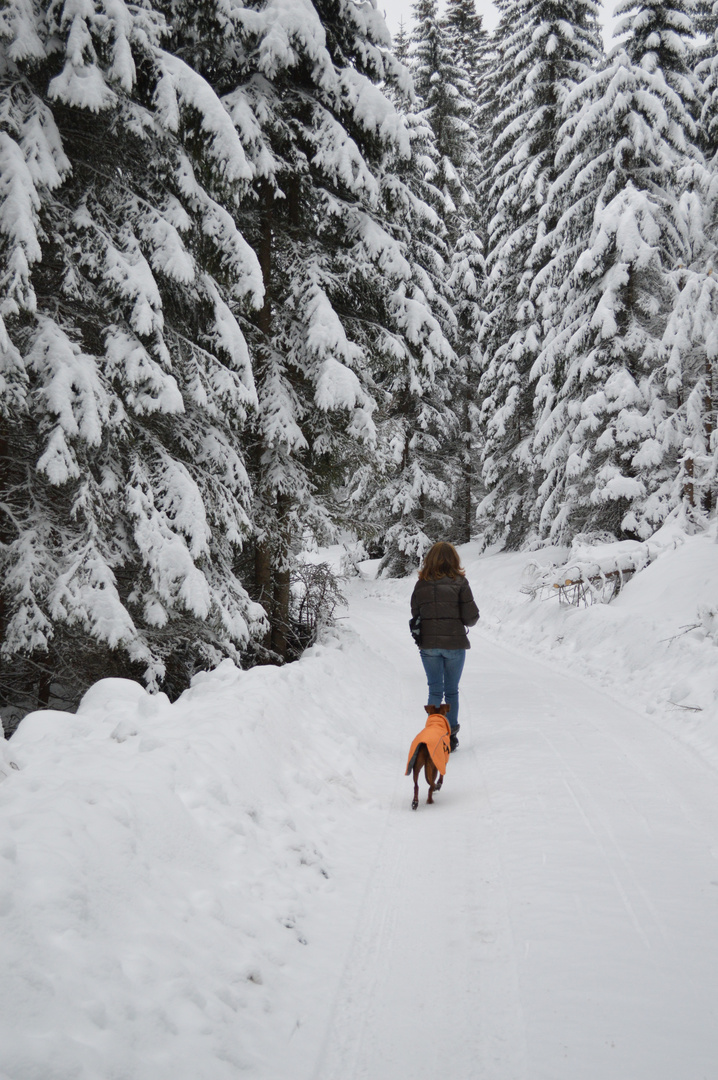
left=616, top=0, right=712, bottom=528
left=477, top=0, right=603, bottom=548
left=446, top=226, right=484, bottom=543
left=411, top=0, right=475, bottom=198
left=616, top=0, right=701, bottom=113
left=695, top=0, right=718, bottom=40
left=662, top=266, right=718, bottom=523
left=697, top=1, right=718, bottom=153
left=443, top=0, right=491, bottom=219
left=443, top=0, right=490, bottom=115
left=355, top=0, right=474, bottom=570
left=687, top=0, right=715, bottom=109
left=354, top=103, right=459, bottom=575
left=327, top=0, right=468, bottom=577
left=436, top=0, right=487, bottom=541
left=0, top=0, right=266, bottom=720
left=532, top=2, right=700, bottom=542
left=164, top=0, right=457, bottom=620
left=671, top=0, right=718, bottom=520
left=395, top=17, right=410, bottom=63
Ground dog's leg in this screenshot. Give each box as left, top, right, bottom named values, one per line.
left=412, top=745, right=429, bottom=810
left=426, top=761, right=437, bottom=804
left=412, top=756, right=421, bottom=810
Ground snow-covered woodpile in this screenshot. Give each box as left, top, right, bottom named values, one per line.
left=524, top=539, right=655, bottom=606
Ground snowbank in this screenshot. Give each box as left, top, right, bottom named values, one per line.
left=461, top=521, right=718, bottom=766
left=0, top=629, right=397, bottom=1080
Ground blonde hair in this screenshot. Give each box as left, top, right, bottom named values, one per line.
left=418, top=541, right=465, bottom=582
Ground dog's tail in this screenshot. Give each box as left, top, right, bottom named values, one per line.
left=406, top=742, right=428, bottom=776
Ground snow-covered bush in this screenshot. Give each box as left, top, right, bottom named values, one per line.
left=287, top=561, right=346, bottom=659
left=338, top=541, right=370, bottom=578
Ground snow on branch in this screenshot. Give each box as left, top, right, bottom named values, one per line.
left=104, top=328, right=183, bottom=417
left=0, top=131, right=42, bottom=317
left=154, top=51, right=253, bottom=184
left=339, top=68, right=412, bottom=157
left=202, top=277, right=257, bottom=412
left=0, top=0, right=45, bottom=61
left=239, top=0, right=334, bottom=90
left=174, top=157, right=263, bottom=307
left=126, top=459, right=213, bottom=620
left=49, top=541, right=140, bottom=650
left=27, top=319, right=110, bottom=480
left=48, top=0, right=118, bottom=113
left=310, top=106, right=380, bottom=203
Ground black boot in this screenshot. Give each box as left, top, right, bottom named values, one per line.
left=450, top=724, right=460, bottom=752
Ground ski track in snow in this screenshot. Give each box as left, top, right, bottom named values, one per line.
left=306, top=583, right=718, bottom=1080
left=4, top=573, right=718, bottom=1079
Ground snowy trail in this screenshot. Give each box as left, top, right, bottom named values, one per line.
left=310, top=594, right=526, bottom=1080
left=4, top=571, right=718, bottom=1080
left=305, top=584, right=718, bottom=1080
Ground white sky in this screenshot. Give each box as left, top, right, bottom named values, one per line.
left=380, top=0, right=619, bottom=48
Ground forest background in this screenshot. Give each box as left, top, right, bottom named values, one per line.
left=383, top=0, right=618, bottom=43
left=2, top=0, right=718, bottom=729
left=382, top=0, right=500, bottom=37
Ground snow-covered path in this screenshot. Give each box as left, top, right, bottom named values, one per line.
left=3, top=569, right=718, bottom=1080
left=304, top=584, right=718, bottom=1080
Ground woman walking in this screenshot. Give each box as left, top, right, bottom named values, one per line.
left=410, top=542, right=479, bottom=751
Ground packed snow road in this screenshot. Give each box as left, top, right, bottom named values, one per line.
left=302, top=581, right=718, bottom=1080
left=3, top=567, right=718, bottom=1080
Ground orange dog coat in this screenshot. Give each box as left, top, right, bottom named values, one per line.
left=405, top=713, right=452, bottom=777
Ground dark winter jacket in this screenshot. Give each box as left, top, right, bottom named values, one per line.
left=410, top=575, right=479, bottom=650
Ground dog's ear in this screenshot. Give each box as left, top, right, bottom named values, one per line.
left=425, top=704, right=438, bottom=714
left=439, top=703, right=450, bottom=715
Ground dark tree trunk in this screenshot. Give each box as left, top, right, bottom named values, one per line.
left=257, top=181, right=273, bottom=334
left=254, top=536, right=273, bottom=649
left=271, top=561, right=291, bottom=658
left=458, top=395, right=472, bottom=543
left=683, top=453, right=695, bottom=509
left=253, top=182, right=280, bottom=650
left=270, top=494, right=292, bottom=659
left=37, top=667, right=52, bottom=709
left=704, top=354, right=715, bottom=513
left=251, top=185, right=297, bottom=659
left=0, top=427, right=8, bottom=657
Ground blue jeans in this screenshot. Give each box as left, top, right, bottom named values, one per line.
left=419, top=648, right=466, bottom=730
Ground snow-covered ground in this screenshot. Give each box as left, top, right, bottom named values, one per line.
left=465, top=519, right=718, bottom=765
left=2, top=530, right=718, bottom=1079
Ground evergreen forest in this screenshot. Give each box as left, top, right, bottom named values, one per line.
left=2, top=0, right=718, bottom=721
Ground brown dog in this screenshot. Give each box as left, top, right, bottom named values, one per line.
left=405, top=704, right=451, bottom=810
